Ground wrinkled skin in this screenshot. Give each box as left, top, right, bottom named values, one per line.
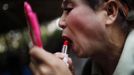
left=59, top=0, right=109, bottom=57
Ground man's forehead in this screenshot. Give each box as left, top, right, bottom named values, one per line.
left=63, top=0, right=69, bottom=1
left=63, top=0, right=71, bottom=2
left=63, top=0, right=77, bottom=2
left=63, top=0, right=82, bottom=3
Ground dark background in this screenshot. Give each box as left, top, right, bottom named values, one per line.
left=0, top=0, right=62, bottom=33
left=0, top=0, right=63, bottom=74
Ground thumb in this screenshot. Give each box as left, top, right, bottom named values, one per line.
left=30, top=46, right=57, bottom=64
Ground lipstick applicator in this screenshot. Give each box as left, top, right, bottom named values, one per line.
left=62, top=40, right=69, bottom=66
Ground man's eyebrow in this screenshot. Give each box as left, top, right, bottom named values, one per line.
left=63, top=0, right=71, bottom=3
left=62, top=0, right=72, bottom=8
left=63, top=0, right=68, bottom=6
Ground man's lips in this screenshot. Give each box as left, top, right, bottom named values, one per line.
left=62, top=35, right=78, bottom=53
left=62, top=35, right=72, bottom=47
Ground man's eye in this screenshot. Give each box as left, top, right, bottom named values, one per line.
left=63, top=8, right=72, bottom=13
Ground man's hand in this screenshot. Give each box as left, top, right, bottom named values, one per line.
left=29, top=46, right=73, bottom=75
left=54, top=52, right=75, bottom=75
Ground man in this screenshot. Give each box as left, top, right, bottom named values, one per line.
left=29, top=0, right=134, bottom=75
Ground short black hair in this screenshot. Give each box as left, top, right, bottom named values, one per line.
left=122, top=0, right=134, bottom=10
left=87, top=0, right=132, bottom=33
left=87, top=0, right=133, bottom=10
left=86, top=0, right=105, bottom=10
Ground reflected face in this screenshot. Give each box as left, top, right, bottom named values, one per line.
left=59, top=0, right=108, bottom=57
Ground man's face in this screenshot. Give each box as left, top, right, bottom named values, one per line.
left=59, top=0, right=108, bottom=57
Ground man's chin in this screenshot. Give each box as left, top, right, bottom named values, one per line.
left=71, top=44, right=78, bottom=53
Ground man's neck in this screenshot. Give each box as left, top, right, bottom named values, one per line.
left=93, top=53, right=120, bottom=75
left=93, top=25, right=127, bottom=75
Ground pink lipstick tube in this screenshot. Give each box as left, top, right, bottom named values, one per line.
left=24, top=1, right=43, bottom=48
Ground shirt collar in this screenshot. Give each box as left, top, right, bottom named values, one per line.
left=113, top=30, right=134, bottom=75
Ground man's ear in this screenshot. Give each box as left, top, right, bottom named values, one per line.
left=104, top=1, right=119, bottom=25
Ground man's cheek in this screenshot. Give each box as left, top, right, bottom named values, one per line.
left=67, top=16, right=83, bottom=29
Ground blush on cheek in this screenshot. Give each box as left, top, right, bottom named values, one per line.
left=67, top=14, right=94, bottom=39
left=67, top=13, right=85, bottom=31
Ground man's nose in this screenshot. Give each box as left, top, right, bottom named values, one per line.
left=59, top=15, right=67, bottom=29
